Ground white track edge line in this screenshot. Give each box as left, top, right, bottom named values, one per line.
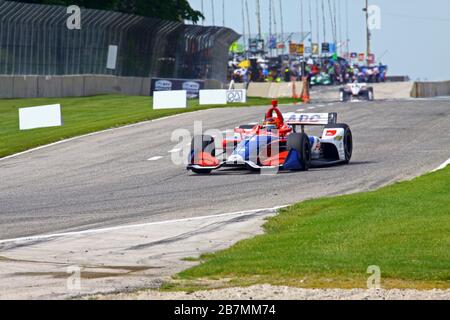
left=432, top=158, right=450, bottom=172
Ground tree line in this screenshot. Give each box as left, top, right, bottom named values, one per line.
left=16, top=0, right=204, bottom=23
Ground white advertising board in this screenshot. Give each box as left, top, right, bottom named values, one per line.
left=153, top=90, right=187, bottom=109
left=199, top=90, right=227, bottom=105
left=19, top=104, right=63, bottom=130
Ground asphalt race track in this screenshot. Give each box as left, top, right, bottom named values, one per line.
left=1, top=99, right=449, bottom=240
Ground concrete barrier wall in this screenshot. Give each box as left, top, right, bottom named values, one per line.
left=371, top=82, right=415, bottom=99
left=232, top=83, right=247, bottom=90
left=0, top=75, right=217, bottom=98
left=247, top=82, right=304, bottom=98
left=412, top=81, right=450, bottom=98
left=247, top=81, right=420, bottom=100
left=2, top=75, right=449, bottom=99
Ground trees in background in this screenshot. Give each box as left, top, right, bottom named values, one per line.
left=16, top=0, right=204, bottom=23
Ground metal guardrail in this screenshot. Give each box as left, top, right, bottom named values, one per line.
left=0, top=0, right=239, bottom=82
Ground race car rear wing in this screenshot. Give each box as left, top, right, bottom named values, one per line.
left=283, top=112, right=337, bottom=126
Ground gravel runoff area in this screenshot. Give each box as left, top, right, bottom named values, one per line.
left=101, top=285, right=450, bottom=300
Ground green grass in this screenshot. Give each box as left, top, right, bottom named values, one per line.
left=0, top=95, right=298, bottom=158
left=176, top=167, right=450, bottom=290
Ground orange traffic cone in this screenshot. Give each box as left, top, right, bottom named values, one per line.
left=300, top=76, right=310, bottom=104
left=291, top=79, right=299, bottom=102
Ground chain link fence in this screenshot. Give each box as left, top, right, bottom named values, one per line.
left=0, top=0, right=239, bottom=82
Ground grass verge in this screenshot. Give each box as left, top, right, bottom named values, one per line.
left=0, top=95, right=298, bottom=158
left=172, top=166, right=450, bottom=291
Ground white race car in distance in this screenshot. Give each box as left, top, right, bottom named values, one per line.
left=339, top=83, right=374, bottom=102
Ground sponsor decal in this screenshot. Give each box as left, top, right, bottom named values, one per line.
left=182, top=81, right=200, bottom=91
left=154, top=80, right=172, bottom=91
left=301, top=115, right=320, bottom=123
left=183, top=81, right=201, bottom=99
left=284, top=113, right=332, bottom=125
left=334, top=136, right=343, bottom=141
left=227, top=90, right=246, bottom=103
left=315, top=141, right=321, bottom=151
left=326, top=130, right=337, bottom=137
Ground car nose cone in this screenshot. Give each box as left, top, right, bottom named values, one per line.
left=227, top=154, right=245, bottom=164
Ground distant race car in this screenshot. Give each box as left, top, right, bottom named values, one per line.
left=310, top=73, right=332, bottom=86
left=187, top=101, right=353, bottom=174
left=339, top=83, right=374, bottom=102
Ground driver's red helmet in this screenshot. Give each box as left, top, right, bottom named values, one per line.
left=264, top=117, right=281, bottom=131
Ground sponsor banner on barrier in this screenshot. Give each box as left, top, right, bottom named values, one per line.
left=19, top=104, right=63, bottom=130
left=150, top=78, right=204, bottom=99
left=227, top=89, right=247, bottom=103
left=153, top=90, right=187, bottom=109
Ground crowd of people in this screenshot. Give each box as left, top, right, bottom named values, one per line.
left=229, top=55, right=388, bottom=86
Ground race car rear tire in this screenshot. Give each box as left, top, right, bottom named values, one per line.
left=190, top=135, right=215, bottom=174
left=287, top=133, right=311, bottom=171
left=325, top=124, right=353, bottom=164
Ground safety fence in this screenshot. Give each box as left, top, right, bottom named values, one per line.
left=0, top=0, right=239, bottom=82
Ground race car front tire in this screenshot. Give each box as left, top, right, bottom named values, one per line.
left=339, top=89, right=349, bottom=102
left=190, top=135, right=215, bottom=174
left=287, top=133, right=311, bottom=171
left=367, top=87, right=374, bottom=101
left=325, top=124, right=353, bottom=164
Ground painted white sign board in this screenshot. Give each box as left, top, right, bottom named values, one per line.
left=227, top=89, right=247, bottom=103
left=19, top=104, right=63, bottom=130
left=199, top=89, right=227, bottom=105
left=153, top=90, right=187, bottom=109
left=106, top=45, right=118, bottom=70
